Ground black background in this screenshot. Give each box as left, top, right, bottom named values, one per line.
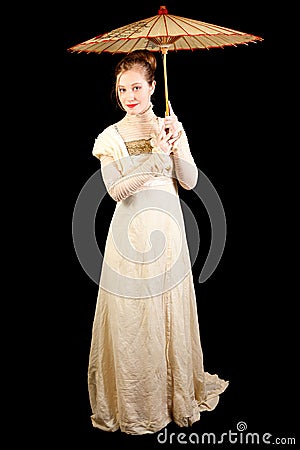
left=26, top=1, right=296, bottom=448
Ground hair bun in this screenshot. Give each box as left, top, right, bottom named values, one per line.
left=141, top=50, right=157, bottom=72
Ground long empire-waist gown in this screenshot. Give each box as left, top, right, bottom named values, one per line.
left=89, top=105, right=228, bottom=435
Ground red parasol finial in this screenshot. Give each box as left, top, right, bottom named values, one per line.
left=158, top=5, right=168, bottom=15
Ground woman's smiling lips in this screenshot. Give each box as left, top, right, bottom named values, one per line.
left=127, top=103, right=138, bottom=108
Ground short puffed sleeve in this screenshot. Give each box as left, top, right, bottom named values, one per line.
left=92, top=125, right=116, bottom=160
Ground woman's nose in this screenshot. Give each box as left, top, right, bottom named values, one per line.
left=126, top=89, right=135, bottom=99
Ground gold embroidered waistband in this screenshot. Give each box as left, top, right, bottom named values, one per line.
left=125, top=139, right=153, bottom=156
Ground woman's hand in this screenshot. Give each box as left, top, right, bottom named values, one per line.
left=164, top=102, right=182, bottom=141
left=154, top=126, right=175, bottom=154
left=154, top=102, right=182, bottom=154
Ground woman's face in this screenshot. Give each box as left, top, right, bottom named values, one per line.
left=117, top=69, right=155, bottom=115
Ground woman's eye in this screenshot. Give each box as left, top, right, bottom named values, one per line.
left=133, top=86, right=141, bottom=91
left=119, top=88, right=125, bottom=93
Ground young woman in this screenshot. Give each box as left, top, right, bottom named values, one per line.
left=89, top=49, right=228, bottom=435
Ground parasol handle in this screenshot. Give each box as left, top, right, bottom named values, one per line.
left=161, top=47, right=169, bottom=116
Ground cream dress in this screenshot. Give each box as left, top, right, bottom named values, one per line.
left=89, top=105, right=228, bottom=435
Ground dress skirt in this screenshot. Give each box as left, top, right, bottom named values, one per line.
left=88, top=177, right=228, bottom=435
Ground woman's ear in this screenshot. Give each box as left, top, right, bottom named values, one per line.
left=150, top=80, right=156, bottom=94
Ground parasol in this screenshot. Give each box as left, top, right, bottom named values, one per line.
left=68, top=5, right=263, bottom=115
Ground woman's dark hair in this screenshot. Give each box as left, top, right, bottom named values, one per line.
left=112, top=50, right=157, bottom=110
